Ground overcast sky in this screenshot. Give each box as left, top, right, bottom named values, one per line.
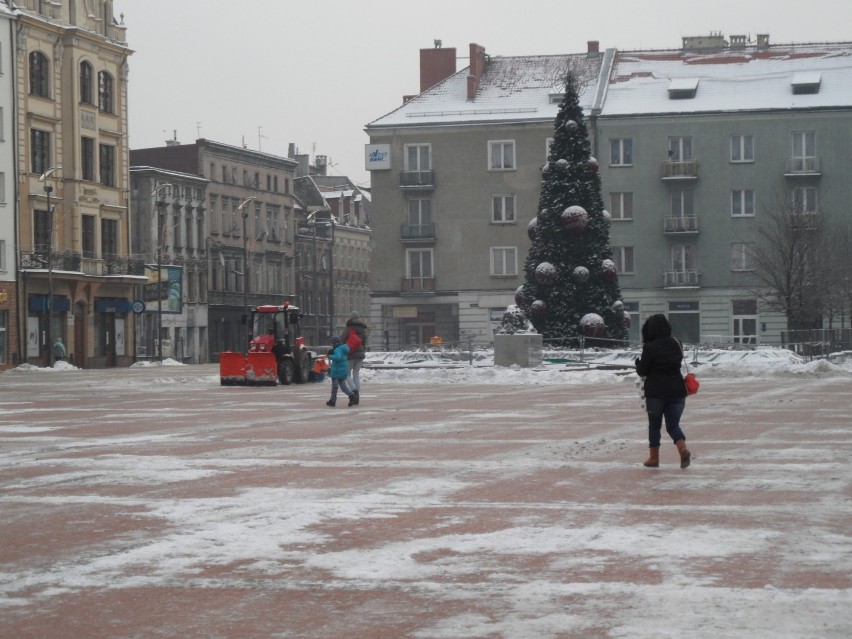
left=115, top=0, right=852, bottom=188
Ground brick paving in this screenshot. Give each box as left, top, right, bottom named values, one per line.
left=1, top=364, right=850, bottom=638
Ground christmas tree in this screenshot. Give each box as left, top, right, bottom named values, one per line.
left=516, top=73, right=628, bottom=345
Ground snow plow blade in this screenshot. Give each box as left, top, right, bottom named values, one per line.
left=219, top=351, right=248, bottom=385
left=246, top=352, right=278, bottom=385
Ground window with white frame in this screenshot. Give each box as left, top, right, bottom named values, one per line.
left=0, top=172, right=5, bottom=203
left=491, top=195, right=515, bottom=223
left=610, top=192, right=633, bottom=220
left=404, top=144, right=431, bottom=171
left=407, top=248, right=433, bottom=283
left=731, top=242, right=753, bottom=271
left=0, top=239, right=5, bottom=271
left=670, top=189, right=694, bottom=217
left=0, top=310, right=6, bottom=365
left=668, top=136, right=693, bottom=161
left=791, top=131, right=816, bottom=172
left=491, top=247, right=518, bottom=276
left=612, top=246, right=634, bottom=274
left=792, top=187, right=818, bottom=214
left=610, top=138, right=633, bottom=166
left=488, top=140, right=515, bottom=170
left=671, top=243, right=695, bottom=272
left=730, top=134, right=754, bottom=162
left=732, top=299, right=758, bottom=344
left=731, top=189, right=755, bottom=216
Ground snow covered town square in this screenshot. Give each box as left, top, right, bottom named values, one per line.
left=2, top=353, right=851, bottom=638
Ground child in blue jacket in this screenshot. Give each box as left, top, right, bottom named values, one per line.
left=327, top=336, right=356, bottom=407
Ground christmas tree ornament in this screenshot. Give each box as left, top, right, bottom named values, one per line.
left=601, top=259, right=618, bottom=282
left=555, top=158, right=570, bottom=173
left=580, top=313, right=605, bottom=337
left=560, top=205, right=589, bottom=232
left=588, top=157, right=600, bottom=173
left=564, top=119, right=579, bottom=132
left=527, top=217, right=538, bottom=241
left=534, top=262, right=557, bottom=285
left=612, top=300, right=624, bottom=313
left=572, top=266, right=590, bottom=283
left=540, top=163, right=552, bottom=177
left=623, top=314, right=632, bottom=328
left=514, top=285, right=528, bottom=306
left=530, top=299, right=547, bottom=317
left=602, top=209, right=612, bottom=224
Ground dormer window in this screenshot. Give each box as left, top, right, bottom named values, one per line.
left=668, top=77, right=699, bottom=100
left=791, top=72, right=821, bottom=95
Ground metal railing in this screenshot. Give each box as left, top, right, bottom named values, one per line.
left=400, top=277, right=435, bottom=292
left=401, top=223, right=436, bottom=240
left=661, top=160, right=698, bottom=178
left=663, top=215, right=698, bottom=233
left=663, top=270, right=700, bottom=287
left=785, top=156, right=821, bottom=174
left=399, top=170, right=435, bottom=188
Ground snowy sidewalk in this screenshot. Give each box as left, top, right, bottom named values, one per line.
left=1, top=364, right=850, bottom=638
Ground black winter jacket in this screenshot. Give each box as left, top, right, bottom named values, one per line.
left=635, top=318, right=686, bottom=399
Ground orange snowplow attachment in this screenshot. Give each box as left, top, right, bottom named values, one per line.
left=219, top=351, right=248, bottom=385
left=246, top=352, right=277, bottom=385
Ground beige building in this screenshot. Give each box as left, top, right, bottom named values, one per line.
left=15, top=0, right=138, bottom=367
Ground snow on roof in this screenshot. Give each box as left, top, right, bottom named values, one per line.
left=602, top=42, right=852, bottom=116
left=368, top=53, right=606, bottom=129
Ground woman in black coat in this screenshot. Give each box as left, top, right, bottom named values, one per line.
left=635, top=314, right=691, bottom=469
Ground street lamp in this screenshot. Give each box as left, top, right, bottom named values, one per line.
left=237, top=196, right=256, bottom=349
left=151, top=183, right=173, bottom=362
left=38, top=166, right=62, bottom=367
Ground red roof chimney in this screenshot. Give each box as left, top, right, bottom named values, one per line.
left=467, top=43, right=486, bottom=100
left=420, top=46, right=457, bottom=93
left=587, top=40, right=600, bottom=54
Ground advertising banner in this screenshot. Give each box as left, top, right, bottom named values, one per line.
left=144, top=265, right=183, bottom=313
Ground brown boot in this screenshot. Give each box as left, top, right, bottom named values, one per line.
left=643, top=447, right=660, bottom=467
left=675, top=439, right=691, bottom=469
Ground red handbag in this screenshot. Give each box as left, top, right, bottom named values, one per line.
left=684, top=372, right=699, bottom=395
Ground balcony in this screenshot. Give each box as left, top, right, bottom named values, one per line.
left=401, top=223, right=436, bottom=241
left=400, top=277, right=435, bottom=294
left=663, top=270, right=700, bottom=288
left=19, top=249, right=81, bottom=272
left=663, top=215, right=699, bottom=234
left=787, top=212, right=820, bottom=231
left=399, top=170, right=435, bottom=190
left=661, top=160, right=698, bottom=180
left=784, top=156, right=821, bottom=177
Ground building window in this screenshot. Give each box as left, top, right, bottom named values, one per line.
left=31, top=129, right=51, bottom=175
left=731, top=242, right=753, bottom=271
left=210, top=163, right=216, bottom=180
left=613, top=246, right=634, bottom=274
left=792, top=187, right=818, bottom=214
left=81, top=137, right=95, bottom=181
left=488, top=140, right=515, bottom=170
left=221, top=165, right=228, bottom=183
left=101, top=219, right=118, bottom=256
left=610, top=138, right=633, bottom=166
left=99, top=144, right=115, bottom=187
left=730, top=134, right=753, bottom=162
left=610, top=192, right=633, bottom=220
left=670, top=189, right=694, bottom=217
left=491, top=195, right=516, bottom=223
left=408, top=198, right=432, bottom=229
left=82, top=215, right=96, bottom=258
left=29, top=51, right=50, bottom=97
left=79, top=61, right=94, bottom=104
left=209, top=195, right=218, bottom=232
left=791, top=131, right=816, bottom=172
left=98, top=71, right=114, bottom=113
left=731, top=189, right=754, bottom=217
left=0, top=240, right=5, bottom=272
left=672, top=244, right=695, bottom=272
left=274, top=176, right=279, bottom=192
left=491, top=247, right=518, bottom=276
left=407, top=248, right=433, bottom=280
left=0, top=310, right=6, bottom=365
left=34, top=209, right=51, bottom=250
left=0, top=172, right=5, bottom=203
left=545, top=138, right=554, bottom=160
left=668, top=136, right=693, bottom=162
left=404, top=144, right=431, bottom=172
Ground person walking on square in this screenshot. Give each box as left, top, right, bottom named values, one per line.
left=53, top=337, right=67, bottom=363
left=326, top=336, right=356, bottom=407
left=635, top=314, right=691, bottom=469
left=340, top=310, right=368, bottom=404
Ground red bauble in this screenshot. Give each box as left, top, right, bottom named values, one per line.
left=588, top=157, right=600, bottom=173
left=534, top=262, right=557, bottom=286
left=560, top=205, right=589, bottom=232
left=601, top=259, right=618, bottom=282
left=580, top=313, right=605, bottom=337
left=623, top=314, right=632, bottom=329
left=530, top=299, right=547, bottom=317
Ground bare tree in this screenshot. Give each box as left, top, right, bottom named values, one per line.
left=747, top=190, right=827, bottom=330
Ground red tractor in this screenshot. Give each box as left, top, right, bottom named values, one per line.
left=219, top=302, right=315, bottom=386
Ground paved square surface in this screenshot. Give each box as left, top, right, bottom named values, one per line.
left=1, top=365, right=850, bottom=638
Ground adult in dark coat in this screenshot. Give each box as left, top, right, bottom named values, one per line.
left=635, top=314, right=691, bottom=469
left=340, top=311, right=368, bottom=401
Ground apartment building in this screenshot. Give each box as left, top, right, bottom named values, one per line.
left=15, top=0, right=137, bottom=367
left=366, top=37, right=852, bottom=348
left=130, top=139, right=299, bottom=358
left=365, top=42, right=609, bottom=347
left=0, top=1, right=15, bottom=369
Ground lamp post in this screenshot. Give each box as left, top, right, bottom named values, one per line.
left=38, top=166, right=62, bottom=367
left=151, top=183, right=173, bottom=362
left=237, top=197, right=256, bottom=348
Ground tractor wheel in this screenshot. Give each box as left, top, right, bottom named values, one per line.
left=278, top=359, right=295, bottom=385
left=295, top=350, right=312, bottom=384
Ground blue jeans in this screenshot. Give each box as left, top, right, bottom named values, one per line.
left=330, top=377, right=353, bottom=402
left=645, top=397, right=686, bottom=447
